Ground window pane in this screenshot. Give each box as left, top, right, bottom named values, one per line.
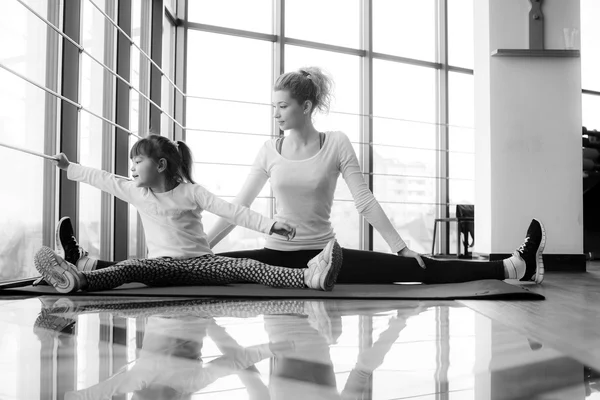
left=373, top=176, right=437, bottom=204
left=187, top=131, right=270, bottom=167
left=448, top=72, right=474, bottom=208
left=583, top=94, right=600, bottom=130
left=373, top=145, right=437, bottom=177
left=373, top=204, right=436, bottom=254
left=373, top=118, right=437, bottom=150
left=331, top=201, right=360, bottom=249
left=285, top=45, right=361, bottom=141
left=161, top=15, right=176, bottom=137
left=582, top=0, right=600, bottom=91
left=187, top=31, right=272, bottom=102
left=0, top=1, right=54, bottom=281
left=188, top=0, right=273, bottom=34
left=373, top=0, right=436, bottom=62
left=373, top=60, right=437, bottom=123
left=80, top=0, right=112, bottom=259
left=448, top=0, right=474, bottom=69
left=186, top=98, right=272, bottom=136
left=209, top=198, right=272, bottom=253
left=449, top=72, right=474, bottom=128
left=193, top=164, right=271, bottom=198
left=286, top=0, right=360, bottom=49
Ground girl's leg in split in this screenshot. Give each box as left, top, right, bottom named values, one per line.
left=34, top=239, right=344, bottom=293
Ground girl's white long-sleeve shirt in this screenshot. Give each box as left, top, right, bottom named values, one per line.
left=67, top=163, right=276, bottom=259
left=208, top=131, right=406, bottom=253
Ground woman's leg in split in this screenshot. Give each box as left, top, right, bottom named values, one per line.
left=218, top=219, right=546, bottom=285
left=220, top=246, right=506, bottom=284
left=339, top=219, right=545, bottom=284
left=337, top=249, right=505, bottom=284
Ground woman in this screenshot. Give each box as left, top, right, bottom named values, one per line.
left=207, top=66, right=545, bottom=285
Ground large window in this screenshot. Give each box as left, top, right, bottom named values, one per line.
left=186, top=0, right=475, bottom=254
left=582, top=0, right=600, bottom=130
left=0, top=0, right=60, bottom=281
left=0, top=0, right=182, bottom=284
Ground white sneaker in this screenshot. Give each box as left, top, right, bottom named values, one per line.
left=34, top=246, right=83, bottom=294
left=305, top=239, right=343, bottom=291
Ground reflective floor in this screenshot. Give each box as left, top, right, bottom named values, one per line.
left=1, top=296, right=599, bottom=400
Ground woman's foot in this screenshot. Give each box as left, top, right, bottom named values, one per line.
left=34, top=246, right=86, bottom=293
left=304, top=239, right=343, bottom=291
left=33, top=217, right=98, bottom=286
left=503, top=219, right=546, bottom=283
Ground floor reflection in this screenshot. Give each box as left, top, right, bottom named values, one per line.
left=0, top=296, right=599, bottom=399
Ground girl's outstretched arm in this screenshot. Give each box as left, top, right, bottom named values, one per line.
left=54, top=152, right=138, bottom=204
left=195, top=185, right=294, bottom=240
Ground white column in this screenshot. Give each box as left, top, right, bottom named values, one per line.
left=474, top=0, right=583, bottom=258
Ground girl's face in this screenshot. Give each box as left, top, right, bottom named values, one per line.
left=272, top=90, right=309, bottom=131
left=130, top=154, right=163, bottom=188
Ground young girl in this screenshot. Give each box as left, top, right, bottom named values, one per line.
left=33, top=134, right=343, bottom=293
left=207, top=66, right=546, bottom=285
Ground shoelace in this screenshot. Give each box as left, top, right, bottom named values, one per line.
left=516, top=237, right=530, bottom=256
left=65, top=235, right=83, bottom=263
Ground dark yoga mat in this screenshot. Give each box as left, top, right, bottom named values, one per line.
left=1, top=279, right=544, bottom=300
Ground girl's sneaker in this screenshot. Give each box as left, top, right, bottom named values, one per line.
left=305, top=239, right=343, bottom=291
left=33, top=217, right=97, bottom=286
left=34, top=246, right=84, bottom=294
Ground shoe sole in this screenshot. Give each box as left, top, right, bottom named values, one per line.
left=34, top=246, right=80, bottom=294
left=532, top=218, right=546, bottom=284
left=319, top=240, right=343, bottom=291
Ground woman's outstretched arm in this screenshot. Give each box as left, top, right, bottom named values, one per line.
left=337, top=133, right=425, bottom=268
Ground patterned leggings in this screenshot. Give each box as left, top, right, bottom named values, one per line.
left=81, top=255, right=306, bottom=292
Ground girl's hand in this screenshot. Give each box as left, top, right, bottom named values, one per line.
left=398, top=247, right=426, bottom=269
left=53, top=153, right=70, bottom=170
left=270, top=222, right=297, bottom=241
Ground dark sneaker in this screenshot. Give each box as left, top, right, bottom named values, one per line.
left=33, top=217, right=97, bottom=286
left=34, top=246, right=83, bottom=293
left=56, top=216, right=87, bottom=265
left=516, top=219, right=546, bottom=283
left=305, top=239, right=343, bottom=291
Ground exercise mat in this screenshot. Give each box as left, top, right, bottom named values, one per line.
left=2, top=279, right=544, bottom=300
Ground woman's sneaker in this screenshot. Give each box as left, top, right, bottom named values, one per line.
left=305, top=239, right=343, bottom=291
left=34, top=246, right=84, bottom=293
left=516, top=219, right=546, bottom=283
left=33, top=217, right=97, bottom=286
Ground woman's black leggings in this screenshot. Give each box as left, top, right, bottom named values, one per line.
left=218, top=247, right=505, bottom=284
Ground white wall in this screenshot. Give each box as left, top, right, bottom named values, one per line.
left=475, top=0, right=583, bottom=255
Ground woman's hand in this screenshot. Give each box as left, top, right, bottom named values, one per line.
left=398, top=247, right=426, bottom=269
left=270, top=222, right=297, bottom=241
left=52, top=153, right=70, bottom=170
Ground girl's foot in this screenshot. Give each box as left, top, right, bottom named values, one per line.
left=33, top=217, right=97, bottom=286
left=503, top=219, right=546, bottom=283
left=34, top=246, right=86, bottom=293
left=304, top=239, right=343, bottom=291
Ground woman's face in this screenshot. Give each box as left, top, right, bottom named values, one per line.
left=272, top=90, right=309, bottom=131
